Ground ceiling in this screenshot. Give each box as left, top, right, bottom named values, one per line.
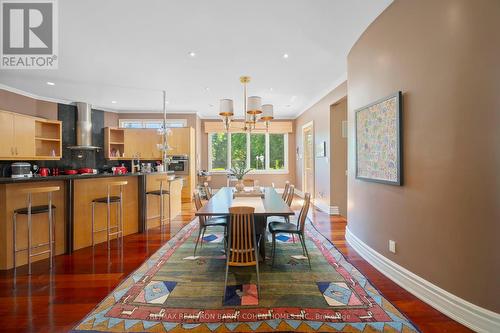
left=0, top=0, right=392, bottom=118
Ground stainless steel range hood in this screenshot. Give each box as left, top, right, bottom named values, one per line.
left=67, top=102, right=101, bottom=150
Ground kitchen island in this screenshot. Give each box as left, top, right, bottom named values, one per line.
left=0, top=172, right=184, bottom=269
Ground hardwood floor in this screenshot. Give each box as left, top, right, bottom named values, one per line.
left=0, top=200, right=472, bottom=333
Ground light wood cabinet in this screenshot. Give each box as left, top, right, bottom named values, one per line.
left=15, top=115, right=36, bottom=157
left=105, top=127, right=162, bottom=160
left=0, top=112, right=14, bottom=157
left=169, top=127, right=190, bottom=155
left=0, top=110, right=61, bottom=160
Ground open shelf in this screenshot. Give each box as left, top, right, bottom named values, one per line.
left=34, top=119, right=62, bottom=159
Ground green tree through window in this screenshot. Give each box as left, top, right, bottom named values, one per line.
left=210, top=133, right=227, bottom=170
left=269, top=134, right=285, bottom=169
left=231, top=133, right=247, bottom=168
left=250, top=134, right=266, bottom=170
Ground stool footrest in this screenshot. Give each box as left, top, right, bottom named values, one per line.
left=108, top=231, right=123, bottom=236
left=14, top=241, right=55, bottom=253
left=28, top=249, right=51, bottom=257
left=92, top=226, right=119, bottom=233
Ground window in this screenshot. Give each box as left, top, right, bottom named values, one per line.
left=208, top=132, right=287, bottom=173
left=250, top=133, right=266, bottom=170
left=269, top=133, right=285, bottom=170
left=119, top=119, right=187, bottom=129
left=210, top=133, right=228, bottom=170
left=231, top=133, right=247, bottom=168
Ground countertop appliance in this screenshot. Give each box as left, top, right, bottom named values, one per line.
left=167, top=155, right=189, bottom=175
left=78, top=168, right=96, bottom=175
left=11, top=162, right=32, bottom=178
left=112, top=166, right=128, bottom=175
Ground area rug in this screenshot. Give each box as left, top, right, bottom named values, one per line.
left=72, top=218, right=420, bottom=332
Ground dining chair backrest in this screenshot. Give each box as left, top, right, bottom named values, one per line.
left=285, top=185, right=295, bottom=206
left=297, top=192, right=311, bottom=232
left=282, top=182, right=290, bottom=200
left=243, top=179, right=255, bottom=186
left=227, top=206, right=257, bottom=266
left=194, top=192, right=207, bottom=227
left=203, top=182, right=213, bottom=200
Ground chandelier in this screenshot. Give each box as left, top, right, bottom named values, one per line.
left=219, top=76, right=274, bottom=132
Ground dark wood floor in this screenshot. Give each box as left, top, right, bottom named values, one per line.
left=0, top=200, right=472, bottom=333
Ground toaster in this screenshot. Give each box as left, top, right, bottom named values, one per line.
left=11, top=162, right=32, bottom=178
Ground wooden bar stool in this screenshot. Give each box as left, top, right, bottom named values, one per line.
left=146, top=178, right=170, bottom=230
left=13, top=186, right=60, bottom=275
left=91, top=180, right=127, bottom=250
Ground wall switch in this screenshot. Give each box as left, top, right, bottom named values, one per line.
left=389, top=240, right=396, bottom=253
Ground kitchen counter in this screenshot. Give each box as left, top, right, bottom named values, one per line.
left=0, top=171, right=178, bottom=184
left=0, top=172, right=185, bottom=269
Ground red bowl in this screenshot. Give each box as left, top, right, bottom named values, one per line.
left=65, top=170, right=78, bottom=175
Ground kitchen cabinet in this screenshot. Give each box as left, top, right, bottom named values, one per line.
left=106, top=128, right=162, bottom=160
left=168, top=127, right=191, bottom=155
left=0, top=112, right=36, bottom=158
left=0, top=110, right=61, bottom=160
left=15, top=115, right=36, bottom=157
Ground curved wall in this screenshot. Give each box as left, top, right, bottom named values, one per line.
left=347, top=0, right=499, bottom=312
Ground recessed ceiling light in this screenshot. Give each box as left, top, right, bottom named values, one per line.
left=188, top=51, right=196, bottom=57
left=208, top=104, right=214, bottom=107
left=205, top=87, right=210, bottom=91
left=283, top=53, right=289, bottom=59
left=270, top=88, right=274, bottom=92
left=285, top=104, right=292, bottom=108
left=165, top=101, right=170, bottom=104
left=46, top=81, right=55, bottom=86
left=111, top=101, right=117, bottom=104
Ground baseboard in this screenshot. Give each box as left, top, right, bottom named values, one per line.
left=345, top=227, right=500, bottom=333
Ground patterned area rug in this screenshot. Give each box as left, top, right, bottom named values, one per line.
left=72, top=218, right=419, bottom=332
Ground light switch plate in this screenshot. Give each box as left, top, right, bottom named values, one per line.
left=389, top=240, right=396, bottom=253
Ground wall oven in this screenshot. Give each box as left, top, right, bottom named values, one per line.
left=167, top=155, right=189, bottom=174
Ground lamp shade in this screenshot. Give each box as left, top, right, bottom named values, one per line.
left=247, top=96, right=262, bottom=114
left=260, top=104, right=274, bottom=120
left=219, top=99, right=234, bottom=116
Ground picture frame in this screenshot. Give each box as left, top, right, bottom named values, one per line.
left=355, top=91, right=403, bottom=185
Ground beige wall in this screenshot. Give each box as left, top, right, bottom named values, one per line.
left=347, top=0, right=499, bottom=312
left=295, top=81, right=347, bottom=211
left=200, top=120, right=296, bottom=189
left=330, top=98, right=347, bottom=216
left=0, top=89, right=58, bottom=119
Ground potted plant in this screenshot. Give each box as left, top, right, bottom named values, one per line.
left=230, top=161, right=252, bottom=192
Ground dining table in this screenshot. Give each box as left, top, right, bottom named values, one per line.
left=195, top=186, right=295, bottom=259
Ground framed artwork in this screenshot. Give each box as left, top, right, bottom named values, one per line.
left=355, top=91, right=402, bottom=185
left=315, top=141, right=326, bottom=157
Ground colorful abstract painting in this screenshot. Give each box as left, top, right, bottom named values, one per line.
left=356, top=92, right=402, bottom=185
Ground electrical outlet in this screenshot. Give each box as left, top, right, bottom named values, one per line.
left=389, top=240, right=396, bottom=254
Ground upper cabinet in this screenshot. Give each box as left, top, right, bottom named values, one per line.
left=104, top=127, right=194, bottom=160
left=105, top=127, right=162, bottom=160
left=0, top=110, right=62, bottom=160
left=168, top=127, right=191, bottom=155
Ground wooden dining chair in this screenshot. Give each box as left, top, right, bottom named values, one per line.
left=243, top=179, right=255, bottom=187
left=193, top=192, right=227, bottom=257
left=269, top=192, right=311, bottom=268
left=224, top=206, right=261, bottom=300
left=282, top=181, right=290, bottom=200
left=203, top=182, right=213, bottom=200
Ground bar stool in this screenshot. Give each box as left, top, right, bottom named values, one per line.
left=146, top=178, right=170, bottom=230
left=13, top=186, right=60, bottom=275
left=91, top=181, right=127, bottom=250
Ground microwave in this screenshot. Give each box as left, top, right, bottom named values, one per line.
left=167, top=155, right=189, bottom=174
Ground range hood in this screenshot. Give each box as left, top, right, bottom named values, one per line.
left=67, top=102, right=101, bottom=150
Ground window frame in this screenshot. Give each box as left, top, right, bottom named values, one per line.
left=119, top=118, right=188, bottom=129
left=208, top=132, right=288, bottom=174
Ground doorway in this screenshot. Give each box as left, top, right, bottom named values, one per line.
left=330, top=98, right=348, bottom=216
left=302, top=121, right=314, bottom=199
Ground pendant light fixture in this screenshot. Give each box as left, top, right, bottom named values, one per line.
left=218, top=76, right=273, bottom=132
